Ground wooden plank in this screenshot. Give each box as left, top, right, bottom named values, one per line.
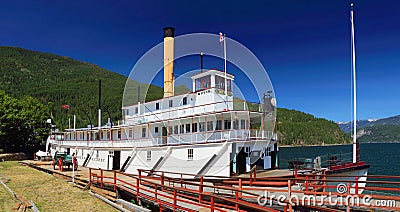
left=83, top=182, right=91, bottom=191
left=12, top=202, right=21, bottom=210
left=18, top=204, right=26, bottom=212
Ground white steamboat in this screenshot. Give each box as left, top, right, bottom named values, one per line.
left=46, top=27, right=278, bottom=177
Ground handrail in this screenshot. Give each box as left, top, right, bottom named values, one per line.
left=89, top=168, right=400, bottom=211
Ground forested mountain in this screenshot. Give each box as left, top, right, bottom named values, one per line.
left=0, top=46, right=348, bottom=146
left=0, top=46, right=162, bottom=129
left=277, top=108, right=351, bottom=146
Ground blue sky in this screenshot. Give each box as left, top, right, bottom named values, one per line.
left=1, top=0, right=399, bottom=122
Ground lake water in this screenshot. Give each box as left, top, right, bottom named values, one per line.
left=279, top=143, right=400, bottom=176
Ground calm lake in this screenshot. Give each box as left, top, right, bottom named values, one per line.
left=279, top=143, right=400, bottom=176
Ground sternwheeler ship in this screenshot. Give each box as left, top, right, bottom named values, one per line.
left=46, top=27, right=279, bottom=177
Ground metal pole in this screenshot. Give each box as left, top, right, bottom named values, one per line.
left=72, top=156, right=75, bottom=185
left=351, top=3, right=357, bottom=163
left=200, top=52, right=204, bottom=72
left=98, top=80, right=102, bottom=129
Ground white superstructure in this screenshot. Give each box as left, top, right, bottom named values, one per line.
left=46, top=28, right=278, bottom=177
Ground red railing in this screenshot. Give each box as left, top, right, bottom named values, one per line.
left=89, top=168, right=400, bottom=211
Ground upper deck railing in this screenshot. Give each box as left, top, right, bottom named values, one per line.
left=49, top=129, right=276, bottom=148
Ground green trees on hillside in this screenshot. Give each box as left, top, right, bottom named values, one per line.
left=277, top=108, right=351, bottom=146
left=0, top=94, right=50, bottom=153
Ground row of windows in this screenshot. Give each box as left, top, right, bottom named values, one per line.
left=126, top=97, right=189, bottom=116
left=65, top=118, right=248, bottom=141
left=164, top=120, right=247, bottom=135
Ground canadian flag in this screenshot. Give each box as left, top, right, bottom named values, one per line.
left=219, top=32, right=224, bottom=45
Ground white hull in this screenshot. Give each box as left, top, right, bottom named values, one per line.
left=47, top=137, right=278, bottom=177
left=326, top=167, right=368, bottom=194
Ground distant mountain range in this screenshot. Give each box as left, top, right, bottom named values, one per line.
left=338, top=115, right=400, bottom=142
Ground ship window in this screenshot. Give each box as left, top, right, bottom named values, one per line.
left=199, top=122, right=205, bottom=132
left=80, top=133, right=83, bottom=140
left=195, top=75, right=211, bottom=91
left=188, top=149, right=193, bottom=160
left=216, top=120, right=222, bottom=130
left=174, top=125, right=179, bottom=134
left=156, top=102, right=160, bottom=110
left=168, top=126, right=173, bottom=135
left=180, top=125, right=185, bottom=134
left=240, top=120, right=247, bottom=129
left=182, top=97, right=188, bottom=105
left=100, top=132, right=104, bottom=140
left=142, top=127, right=147, bottom=138
left=128, top=128, right=133, bottom=138
left=215, top=76, right=232, bottom=92
left=207, top=121, right=213, bottom=131
left=265, top=147, right=271, bottom=156
left=224, top=120, right=231, bottom=130
left=169, top=100, right=173, bottom=107
left=155, top=127, right=159, bottom=134
left=185, top=124, right=191, bottom=133
left=192, top=123, right=198, bottom=132
left=233, top=119, right=239, bottom=129
left=147, top=151, right=151, bottom=161
left=117, top=130, right=121, bottom=139
left=135, top=107, right=138, bottom=114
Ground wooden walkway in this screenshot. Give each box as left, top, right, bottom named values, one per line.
left=20, top=160, right=400, bottom=212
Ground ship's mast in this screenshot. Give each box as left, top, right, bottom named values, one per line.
left=351, top=3, right=358, bottom=163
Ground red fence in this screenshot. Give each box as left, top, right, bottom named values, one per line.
left=89, top=168, right=400, bottom=212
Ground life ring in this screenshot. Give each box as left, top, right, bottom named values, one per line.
left=50, top=135, right=55, bottom=140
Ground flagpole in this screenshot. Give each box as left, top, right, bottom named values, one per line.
left=351, top=3, right=357, bottom=163
left=224, top=34, right=227, bottom=96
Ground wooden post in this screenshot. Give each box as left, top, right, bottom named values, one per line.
left=100, top=169, right=104, bottom=189
left=113, top=170, right=116, bottom=191
left=305, top=175, right=309, bottom=194
left=136, top=177, right=140, bottom=203
left=239, top=178, right=242, bottom=198
left=210, top=196, right=214, bottom=212
left=155, top=184, right=158, bottom=199
left=173, top=189, right=177, bottom=212
left=235, top=190, right=239, bottom=211
left=249, top=171, right=252, bottom=186
left=254, top=166, right=257, bottom=182
left=161, top=172, right=164, bottom=192
left=347, top=182, right=351, bottom=195
left=199, top=176, right=203, bottom=202
left=89, top=168, right=92, bottom=182
left=355, top=176, right=359, bottom=195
